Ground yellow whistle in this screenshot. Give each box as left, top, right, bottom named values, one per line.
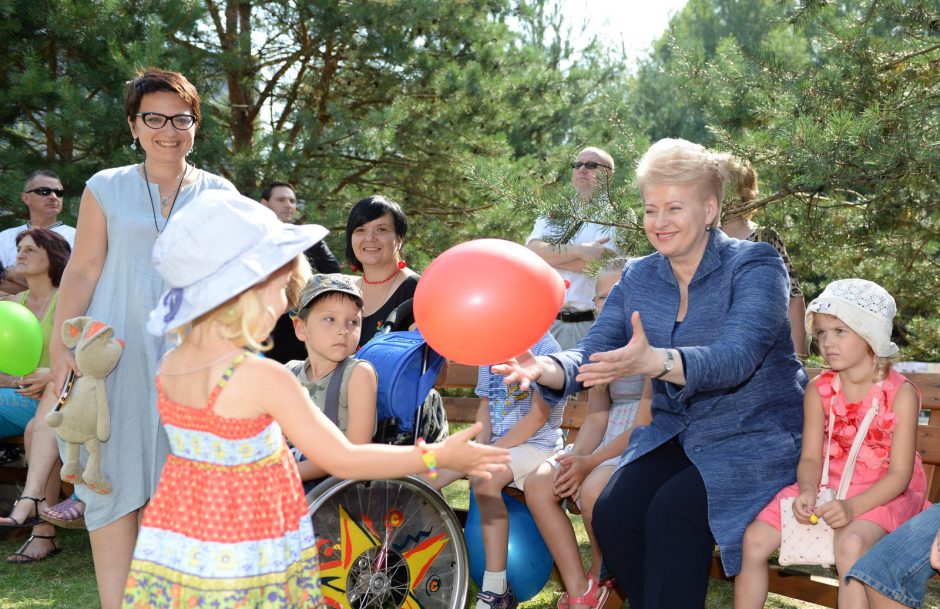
left=809, top=514, right=819, bottom=525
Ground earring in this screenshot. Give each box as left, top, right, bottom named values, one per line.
left=187, top=145, right=194, bottom=156
left=705, top=226, right=712, bottom=232
left=397, top=260, right=406, bottom=270
left=130, top=138, right=138, bottom=151
left=350, top=263, right=359, bottom=273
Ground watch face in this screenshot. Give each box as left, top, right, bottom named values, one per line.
left=307, top=476, right=468, bottom=609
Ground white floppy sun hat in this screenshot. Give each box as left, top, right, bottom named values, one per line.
left=805, top=278, right=899, bottom=358
left=147, top=189, right=328, bottom=336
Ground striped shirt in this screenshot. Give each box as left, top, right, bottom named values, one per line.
left=476, top=332, right=565, bottom=451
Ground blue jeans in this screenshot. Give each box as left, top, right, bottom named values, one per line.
left=847, top=503, right=940, bottom=608
left=0, top=388, right=39, bottom=437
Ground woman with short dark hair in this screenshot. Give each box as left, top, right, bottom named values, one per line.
left=345, top=195, right=419, bottom=346
left=44, top=68, right=236, bottom=609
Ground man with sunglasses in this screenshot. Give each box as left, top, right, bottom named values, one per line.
left=0, top=169, right=76, bottom=293
left=526, top=147, right=619, bottom=349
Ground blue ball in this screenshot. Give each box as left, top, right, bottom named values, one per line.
left=465, top=489, right=553, bottom=601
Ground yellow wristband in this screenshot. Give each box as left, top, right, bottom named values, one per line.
left=417, top=438, right=438, bottom=480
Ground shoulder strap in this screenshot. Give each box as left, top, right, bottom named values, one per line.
left=836, top=380, right=883, bottom=499
left=206, top=352, right=249, bottom=408
left=324, top=357, right=352, bottom=425
left=820, top=373, right=840, bottom=488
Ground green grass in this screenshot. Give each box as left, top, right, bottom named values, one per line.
left=1, top=484, right=938, bottom=609
left=0, top=527, right=98, bottom=608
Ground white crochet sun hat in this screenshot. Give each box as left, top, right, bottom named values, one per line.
left=147, top=189, right=328, bottom=336
left=805, top=278, right=899, bottom=357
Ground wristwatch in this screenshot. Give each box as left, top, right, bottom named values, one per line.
left=652, top=349, right=674, bottom=380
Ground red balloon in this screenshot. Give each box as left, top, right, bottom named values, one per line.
left=414, top=239, right=565, bottom=365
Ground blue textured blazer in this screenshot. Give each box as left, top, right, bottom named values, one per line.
left=547, top=229, right=807, bottom=575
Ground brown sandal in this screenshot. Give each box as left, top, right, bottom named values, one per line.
left=0, top=496, right=44, bottom=529
left=6, top=533, right=61, bottom=563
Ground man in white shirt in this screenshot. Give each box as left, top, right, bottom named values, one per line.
left=526, top=147, right=618, bottom=349
left=0, top=170, right=76, bottom=293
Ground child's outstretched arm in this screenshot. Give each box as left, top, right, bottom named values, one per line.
left=817, top=381, right=920, bottom=529
left=432, top=397, right=493, bottom=489
left=793, top=381, right=826, bottom=524
left=263, top=362, right=511, bottom=481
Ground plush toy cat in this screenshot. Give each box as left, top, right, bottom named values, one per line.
left=46, top=317, right=124, bottom=495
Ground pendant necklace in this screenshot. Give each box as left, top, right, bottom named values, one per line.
left=144, top=162, right=191, bottom=240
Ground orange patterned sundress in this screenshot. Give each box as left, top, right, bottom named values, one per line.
left=123, top=354, right=322, bottom=608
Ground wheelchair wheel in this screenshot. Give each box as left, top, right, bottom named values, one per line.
left=307, top=476, right=469, bottom=609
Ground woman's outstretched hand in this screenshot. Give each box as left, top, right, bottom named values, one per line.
left=436, top=422, right=511, bottom=480
left=490, top=350, right=542, bottom=392
left=577, top=311, right=654, bottom=387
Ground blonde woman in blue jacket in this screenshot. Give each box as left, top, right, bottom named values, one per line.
left=494, top=139, right=806, bottom=609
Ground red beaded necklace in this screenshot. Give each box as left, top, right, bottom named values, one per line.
left=362, top=261, right=407, bottom=285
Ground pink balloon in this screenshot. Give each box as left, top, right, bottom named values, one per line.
left=414, top=239, right=565, bottom=365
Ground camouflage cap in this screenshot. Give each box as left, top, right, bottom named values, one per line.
left=297, top=273, right=363, bottom=315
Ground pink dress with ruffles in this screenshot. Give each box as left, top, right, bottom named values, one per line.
left=756, top=368, right=929, bottom=532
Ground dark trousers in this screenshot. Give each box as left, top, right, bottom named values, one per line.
left=592, top=441, right=714, bottom=609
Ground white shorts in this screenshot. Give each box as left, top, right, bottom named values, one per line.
left=506, top=443, right=555, bottom=491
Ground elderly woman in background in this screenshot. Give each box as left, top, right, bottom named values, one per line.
left=48, top=68, right=236, bottom=609
left=495, top=138, right=806, bottom=609
left=346, top=195, right=420, bottom=346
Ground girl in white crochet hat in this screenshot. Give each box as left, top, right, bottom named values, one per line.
left=122, top=190, right=510, bottom=609
left=736, top=278, right=929, bottom=609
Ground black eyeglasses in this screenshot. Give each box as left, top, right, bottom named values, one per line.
left=136, top=112, right=197, bottom=130
left=571, top=161, right=611, bottom=170
left=24, top=187, right=64, bottom=197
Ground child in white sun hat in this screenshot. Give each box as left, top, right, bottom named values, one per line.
left=735, top=278, right=929, bottom=609
left=124, top=189, right=510, bottom=609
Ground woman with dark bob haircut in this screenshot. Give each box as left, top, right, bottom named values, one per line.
left=41, top=68, right=236, bottom=608
left=345, top=195, right=418, bottom=346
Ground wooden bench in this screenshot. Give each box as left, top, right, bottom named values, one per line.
left=435, top=362, right=940, bottom=609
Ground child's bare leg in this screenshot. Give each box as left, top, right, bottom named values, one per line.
left=90, top=511, right=139, bottom=609
left=864, top=588, right=916, bottom=609
left=734, top=520, right=780, bottom=609
left=834, top=520, right=887, bottom=609
left=579, top=465, right=615, bottom=579
left=472, top=465, right=515, bottom=571
left=525, top=462, right=589, bottom=601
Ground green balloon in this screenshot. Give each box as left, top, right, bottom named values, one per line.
left=0, top=301, right=43, bottom=376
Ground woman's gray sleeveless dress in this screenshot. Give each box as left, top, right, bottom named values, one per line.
left=67, top=164, right=236, bottom=530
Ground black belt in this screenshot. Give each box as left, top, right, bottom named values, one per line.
left=556, top=310, right=595, bottom=323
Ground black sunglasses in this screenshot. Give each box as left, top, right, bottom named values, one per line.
left=571, top=161, right=611, bottom=170
left=25, top=187, right=65, bottom=197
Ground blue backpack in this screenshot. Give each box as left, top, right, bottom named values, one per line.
left=356, top=329, right=447, bottom=443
